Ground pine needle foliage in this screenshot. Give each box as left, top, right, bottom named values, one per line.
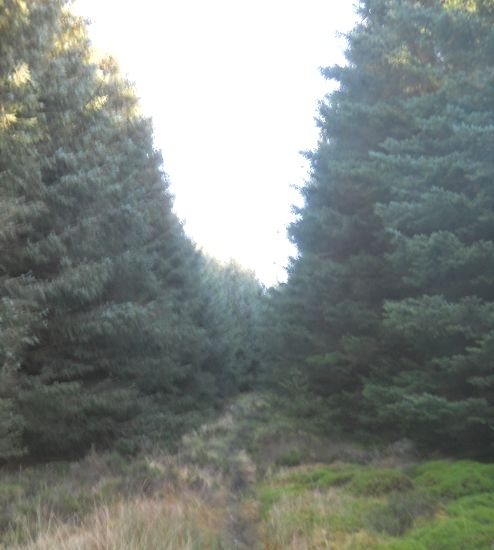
left=273, top=0, right=494, bottom=456
left=0, top=0, right=265, bottom=460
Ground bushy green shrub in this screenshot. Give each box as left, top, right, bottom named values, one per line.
left=414, top=460, right=494, bottom=498
left=386, top=516, right=494, bottom=550
left=287, top=465, right=355, bottom=489
left=350, top=469, right=413, bottom=496
left=366, top=489, right=437, bottom=536
left=446, top=492, right=494, bottom=517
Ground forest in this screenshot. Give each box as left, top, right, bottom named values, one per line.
left=1, top=0, right=494, bottom=548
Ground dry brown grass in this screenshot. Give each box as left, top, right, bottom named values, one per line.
left=260, top=488, right=347, bottom=549
left=18, top=491, right=228, bottom=550
left=0, top=396, right=424, bottom=550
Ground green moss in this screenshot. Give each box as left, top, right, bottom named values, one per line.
left=350, top=469, right=413, bottom=496
left=380, top=480, right=494, bottom=549
left=413, top=460, right=494, bottom=498
left=384, top=516, right=494, bottom=550
left=444, top=492, right=494, bottom=532
left=287, top=464, right=355, bottom=489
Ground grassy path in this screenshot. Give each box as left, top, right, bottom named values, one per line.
left=2, top=394, right=494, bottom=549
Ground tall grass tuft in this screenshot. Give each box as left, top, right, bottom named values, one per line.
left=18, top=494, right=227, bottom=550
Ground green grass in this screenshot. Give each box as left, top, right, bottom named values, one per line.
left=413, top=460, right=494, bottom=498
left=349, top=468, right=413, bottom=496
left=287, top=464, right=356, bottom=488
left=258, top=458, right=494, bottom=549
left=383, top=515, right=494, bottom=550
left=394, top=491, right=494, bottom=550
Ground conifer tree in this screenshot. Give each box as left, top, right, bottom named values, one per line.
left=275, top=0, right=494, bottom=455
left=273, top=0, right=410, bottom=426
left=0, top=0, right=49, bottom=458
left=0, top=0, right=221, bottom=458
left=196, top=258, right=266, bottom=395
left=362, top=0, right=494, bottom=454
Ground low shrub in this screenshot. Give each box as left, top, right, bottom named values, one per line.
left=366, top=489, right=438, bottom=536
left=287, top=464, right=355, bottom=489
left=349, top=469, right=413, bottom=496
left=444, top=492, right=494, bottom=537
left=413, top=460, right=494, bottom=498
left=385, top=515, right=494, bottom=550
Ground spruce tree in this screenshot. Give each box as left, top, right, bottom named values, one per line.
left=362, top=0, right=494, bottom=454
left=0, top=0, right=213, bottom=458
left=273, top=0, right=412, bottom=426
left=196, top=258, right=266, bottom=395
left=0, top=0, right=49, bottom=458
left=275, top=0, right=494, bottom=455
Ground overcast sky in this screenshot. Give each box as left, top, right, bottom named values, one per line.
left=72, top=0, right=357, bottom=285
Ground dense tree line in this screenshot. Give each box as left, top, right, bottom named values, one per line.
left=0, top=0, right=265, bottom=461
left=273, top=0, right=494, bottom=457
left=3, top=0, right=494, bottom=464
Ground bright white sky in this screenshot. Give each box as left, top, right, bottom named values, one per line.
left=72, top=0, right=357, bottom=286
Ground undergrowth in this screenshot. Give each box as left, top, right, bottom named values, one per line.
left=0, top=393, right=493, bottom=549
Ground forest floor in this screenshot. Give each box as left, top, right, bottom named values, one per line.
left=1, top=393, right=494, bottom=549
